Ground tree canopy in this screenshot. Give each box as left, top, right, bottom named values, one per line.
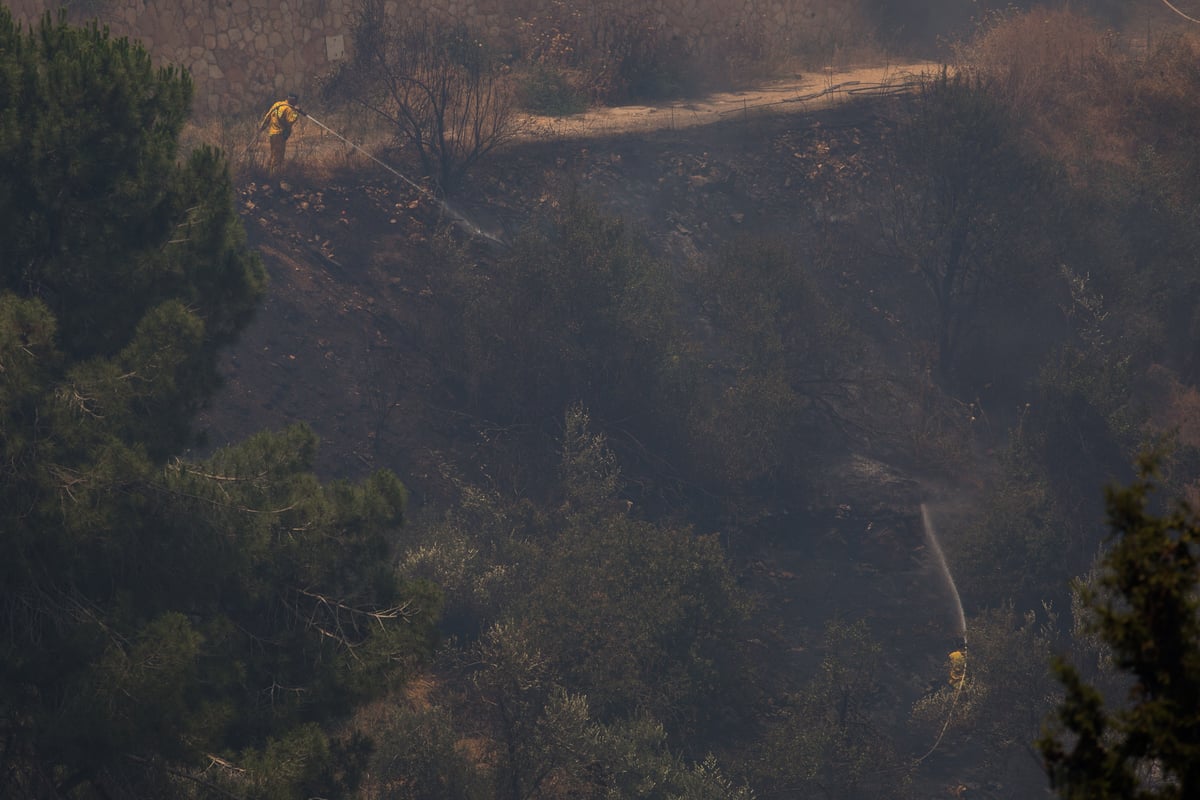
left=1039, top=455, right=1200, bottom=799
left=0, top=10, right=438, bottom=798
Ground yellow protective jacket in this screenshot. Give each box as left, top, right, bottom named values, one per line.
left=948, top=650, right=967, bottom=688
left=260, top=100, right=300, bottom=138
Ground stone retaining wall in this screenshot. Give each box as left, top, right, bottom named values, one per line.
left=7, top=0, right=854, bottom=115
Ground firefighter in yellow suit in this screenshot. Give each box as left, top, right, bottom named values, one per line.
left=260, top=93, right=304, bottom=171
left=948, top=649, right=967, bottom=689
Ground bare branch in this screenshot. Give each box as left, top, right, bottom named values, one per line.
left=334, top=5, right=520, bottom=193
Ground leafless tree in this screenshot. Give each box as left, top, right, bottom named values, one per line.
left=876, top=72, right=1051, bottom=384
left=335, top=0, right=522, bottom=194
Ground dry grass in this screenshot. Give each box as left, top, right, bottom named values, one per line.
left=1129, top=33, right=1200, bottom=156
left=178, top=114, right=264, bottom=173
left=956, top=9, right=1116, bottom=107
left=1143, top=366, right=1200, bottom=445
left=1141, top=364, right=1200, bottom=507
left=954, top=9, right=1128, bottom=171
left=180, top=108, right=405, bottom=185
left=954, top=9, right=1200, bottom=183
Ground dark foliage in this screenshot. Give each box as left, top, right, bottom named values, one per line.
left=1040, top=455, right=1200, bottom=799
left=0, top=11, right=438, bottom=798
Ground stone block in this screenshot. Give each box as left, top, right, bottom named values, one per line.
left=300, top=37, right=321, bottom=62
left=224, top=61, right=246, bottom=86
left=325, top=33, right=344, bottom=60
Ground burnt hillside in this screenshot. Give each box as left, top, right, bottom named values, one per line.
left=192, top=15, right=1200, bottom=798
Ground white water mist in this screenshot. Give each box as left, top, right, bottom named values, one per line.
left=920, top=503, right=966, bottom=639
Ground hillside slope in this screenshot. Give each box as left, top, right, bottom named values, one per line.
left=197, top=63, right=942, bottom=495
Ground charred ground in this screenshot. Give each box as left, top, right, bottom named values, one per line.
left=199, top=84, right=908, bottom=498
left=194, top=83, right=996, bottom=789
left=194, top=37, right=1200, bottom=793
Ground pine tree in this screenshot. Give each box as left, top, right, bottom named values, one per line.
left=0, top=10, right=438, bottom=797
left=1039, top=454, right=1200, bottom=799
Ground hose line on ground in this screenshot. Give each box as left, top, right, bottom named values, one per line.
left=301, top=113, right=508, bottom=248
left=1158, top=0, right=1200, bottom=24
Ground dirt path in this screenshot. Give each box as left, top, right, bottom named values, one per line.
left=522, top=61, right=941, bottom=139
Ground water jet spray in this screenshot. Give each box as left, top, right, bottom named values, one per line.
left=914, top=502, right=967, bottom=764
left=920, top=503, right=966, bottom=642
left=302, top=113, right=508, bottom=249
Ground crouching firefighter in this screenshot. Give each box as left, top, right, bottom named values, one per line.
left=260, top=92, right=305, bottom=172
